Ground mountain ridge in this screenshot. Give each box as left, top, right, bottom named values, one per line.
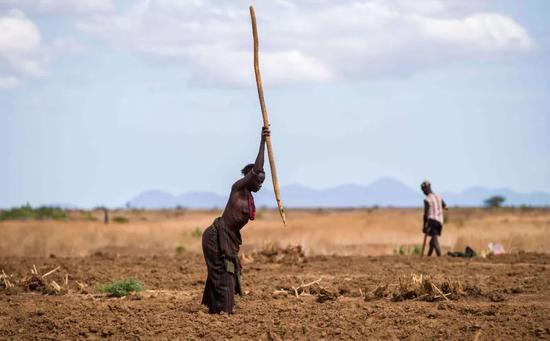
left=126, top=178, right=550, bottom=209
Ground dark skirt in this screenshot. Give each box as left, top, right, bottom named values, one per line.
left=201, top=221, right=240, bottom=314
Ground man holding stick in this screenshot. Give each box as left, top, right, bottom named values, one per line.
left=421, top=180, right=448, bottom=257
left=201, top=5, right=285, bottom=314
left=201, top=127, right=269, bottom=314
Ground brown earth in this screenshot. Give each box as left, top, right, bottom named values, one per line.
left=1, top=251, right=550, bottom=340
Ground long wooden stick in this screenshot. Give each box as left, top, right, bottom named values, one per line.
left=250, top=6, right=286, bottom=226
left=421, top=233, right=427, bottom=257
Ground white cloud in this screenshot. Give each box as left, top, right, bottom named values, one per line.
left=39, top=0, right=114, bottom=14
left=61, top=0, right=538, bottom=86
left=185, top=48, right=334, bottom=86
left=417, top=13, right=533, bottom=52
left=0, top=1, right=113, bottom=91
left=73, top=0, right=534, bottom=86
left=0, top=9, right=47, bottom=89
left=0, top=9, right=40, bottom=54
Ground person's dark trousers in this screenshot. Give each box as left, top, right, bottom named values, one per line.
left=426, top=219, right=442, bottom=257
left=428, top=235, right=441, bottom=257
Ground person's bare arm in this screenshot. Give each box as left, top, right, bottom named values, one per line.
left=423, top=200, right=429, bottom=233
left=253, top=127, right=268, bottom=173
left=232, top=127, right=269, bottom=190
left=442, top=199, right=448, bottom=210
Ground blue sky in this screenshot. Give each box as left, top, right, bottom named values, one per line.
left=1, top=0, right=549, bottom=208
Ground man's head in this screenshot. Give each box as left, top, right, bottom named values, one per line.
left=241, top=163, right=266, bottom=192
left=421, top=180, right=432, bottom=195
left=241, top=164, right=255, bottom=176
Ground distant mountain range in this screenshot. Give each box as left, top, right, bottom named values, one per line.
left=126, top=178, right=550, bottom=209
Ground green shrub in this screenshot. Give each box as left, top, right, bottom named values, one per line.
left=394, top=245, right=421, bottom=256
left=0, top=204, right=67, bottom=221
left=393, top=245, right=406, bottom=255
left=191, top=227, right=202, bottom=238
left=95, top=278, right=144, bottom=297
left=411, top=245, right=421, bottom=255
left=176, top=245, right=185, bottom=253
left=112, top=216, right=129, bottom=223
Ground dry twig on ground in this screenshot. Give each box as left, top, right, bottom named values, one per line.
left=1, top=270, right=14, bottom=288
left=292, top=278, right=322, bottom=297
left=42, top=266, right=60, bottom=279
left=50, top=281, right=62, bottom=292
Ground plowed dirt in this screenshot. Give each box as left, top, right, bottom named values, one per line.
left=1, top=252, right=549, bottom=340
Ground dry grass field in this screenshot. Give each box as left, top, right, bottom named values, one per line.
left=1, top=208, right=549, bottom=257
left=1, top=208, right=550, bottom=340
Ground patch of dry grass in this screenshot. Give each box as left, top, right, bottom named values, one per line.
left=365, top=274, right=466, bottom=302
left=1, top=208, right=549, bottom=257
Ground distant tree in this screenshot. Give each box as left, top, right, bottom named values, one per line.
left=484, top=195, right=505, bottom=208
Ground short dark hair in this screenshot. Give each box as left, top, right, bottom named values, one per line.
left=421, top=180, right=431, bottom=190
left=241, top=163, right=255, bottom=175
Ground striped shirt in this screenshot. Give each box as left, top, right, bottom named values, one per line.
left=425, top=193, right=444, bottom=224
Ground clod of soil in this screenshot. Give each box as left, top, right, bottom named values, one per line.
left=464, top=285, right=483, bottom=297
left=253, top=245, right=306, bottom=264
left=22, top=275, right=65, bottom=295
left=487, top=292, right=506, bottom=302
left=317, top=288, right=338, bottom=303
left=25, top=275, right=46, bottom=292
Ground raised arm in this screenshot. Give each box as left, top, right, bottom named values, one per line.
left=253, top=126, right=268, bottom=173
left=232, top=127, right=269, bottom=191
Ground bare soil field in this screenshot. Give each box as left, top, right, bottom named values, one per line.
left=1, top=251, right=550, bottom=340
left=1, top=209, right=550, bottom=340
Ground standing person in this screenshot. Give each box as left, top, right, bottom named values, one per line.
left=201, top=127, right=269, bottom=314
left=421, top=180, right=448, bottom=257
